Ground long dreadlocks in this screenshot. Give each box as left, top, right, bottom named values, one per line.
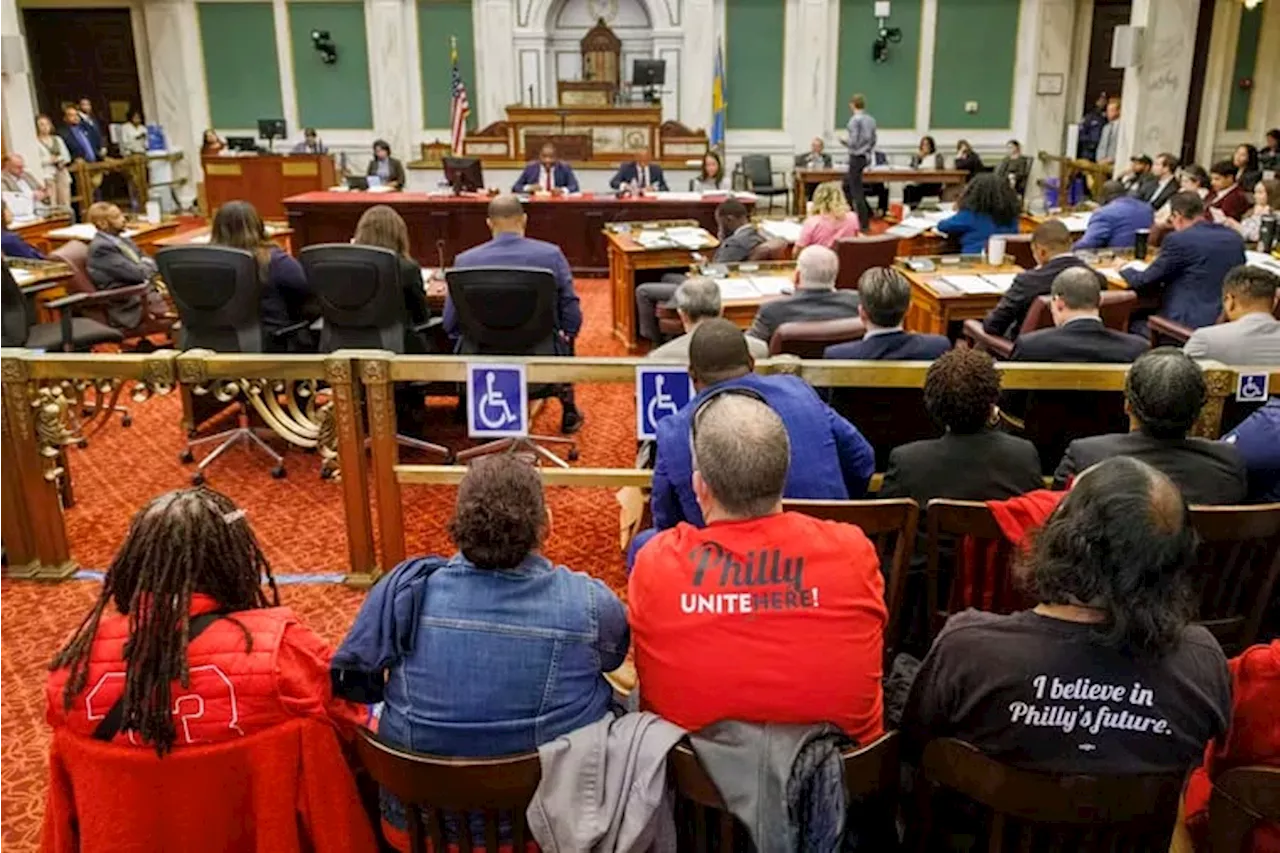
left=51, top=487, right=280, bottom=755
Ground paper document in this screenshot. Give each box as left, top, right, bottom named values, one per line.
left=980, top=273, right=1017, bottom=292
left=715, top=278, right=761, bottom=301
left=47, top=224, right=98, bottom=241
left=1121, top=260, right=1149, bottom=273
left=634, top=231, right=673, bottom=248
left=749, top=276, right=793, bottom=296
left=887, top=224, right=923, bottom=238
left=938, top=275, right=999, bottom=294
left=10, top=269, right=36, bottom=285
left=1245, top=251, right=1280, bottom=274
left=758, top=220, right=803, bottom=243
left=1060, top=214, right=1093, bottom=232
left=664, top=227, right=714, bottom=249
left=655, top=192, right=704, bottom=202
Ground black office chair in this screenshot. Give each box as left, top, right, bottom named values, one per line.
left=738, top=154, right=790, bottom=212
left=157, top=245, right=300, bottom=482
left=300, top=244, right=450, bottom=460
left=2, top=261, right=125, bottom=351
left=444, top=265, right=577, bottom=467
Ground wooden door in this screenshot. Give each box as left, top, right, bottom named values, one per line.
left=22, top=8, right=143, bottom=127
left=1080, top=0, right=1132, bottom=116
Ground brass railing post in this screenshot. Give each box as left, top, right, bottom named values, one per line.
left=358, top=352, right=405, bottom=575
left=1195, top=364, right=1235, bottom=438
left=325, top=352, right=377, bottom=585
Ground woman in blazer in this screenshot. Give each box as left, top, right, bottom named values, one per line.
left=366, top=139, right=405, bottom=190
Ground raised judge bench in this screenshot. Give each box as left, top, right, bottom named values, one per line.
left=202, top=153, right=337, bottom=219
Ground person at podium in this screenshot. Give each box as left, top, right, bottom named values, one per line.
left=610, top=149, right=668, bottom=192
left=513, top=142, right=580, bottom=193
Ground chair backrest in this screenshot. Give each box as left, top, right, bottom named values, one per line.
left=783, top=499, right=920, bottom=653
left=747, top=237, right=789, bottom=261
left=354, top=728, right=540, bottom=853
left=49, top=240, right=96, bottom=296
left=671, top=731, right=900, bottom=853
left=1017, top=295, right=1056, bottom=336
left=444, top=266, right=558, bottom=355
left=916, top=739, right=1185, bottom=853
left=1, top=262, right=32, bottom=346
left=155, top=245, right=265, bottom=353
left=770, top=317, right=866, bottom=357
left=829, top=386, right=942, bottom=472
left=300, top=244, right=406, bottom=353
left=834, top=235, right=900, bottom=290
left=1016, top=389, right=1130, bottom=474
left=1208, top=765, right=1280, bottom=853
left=1004, top=233, right=1036, bottom=270
left=1186, top=503, right=1280, bottom=654
left=1099, top=289, right=1138, bottom=330
left=741, top=154, right=775, bottom=189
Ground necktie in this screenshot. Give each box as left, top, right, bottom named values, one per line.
left=544, top=166, right=552, bottom=191
left=115, top=236, right=140, bottom=263
left=639, top=166, right=647, bottom=188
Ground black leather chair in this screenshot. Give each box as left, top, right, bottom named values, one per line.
left=444, top=265, right=577, bottom=466
left=738, top=154, right=790, bottom=212
left=1, top=261, right=124, bottom=351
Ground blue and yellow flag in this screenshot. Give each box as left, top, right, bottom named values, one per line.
left=711, top=41, right=726, bottom=153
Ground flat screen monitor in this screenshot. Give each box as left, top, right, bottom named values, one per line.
left=226, top=136, right=257, bottom=153
left=345, top=176, right=370, bottom=191
left=632, top=58, right=666, bottom=86
left=443, top=156, right=484, bottom=193
left=257, top=118, right=287, bottom=140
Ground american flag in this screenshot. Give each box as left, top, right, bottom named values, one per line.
left=450, top=37, right=470, bottom=156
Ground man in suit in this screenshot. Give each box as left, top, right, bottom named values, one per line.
left=1206, top=159, right=1250, bottom=222
left=609, top=149, right=668, bottom=192
left=1184, top=265, right=1280, bottom=365
left=84, top=202, right=160, bottom=329
left=795, top=137, right=833, bottom=170
left=76, top=97, right=107, bottom=158
left=1, top=154, right=49, bottom=205
left=648, top=276, right=769, bottom=361
left=1074, top=180, right=1154, bottom=250
left=1010, top=267, right=1149, bottom=363
left=512, top=142, right=580, bottom=193
left=1095, top=98, right=1121, bottom=166
left=1119, top=154, right=1157, bottom=200
left=747, top=245, right=859, bottom=346
left=446, top=194, right=585, bottom=432
left=824, top=267, right=950, bottom=360
left=59, top=104, right=98, bottom=163
left=1143, top=153, right=1180, bottom=210
left=982, top=219, right=1101, bottom=340
left=1121, top=191, right=1246, bottom=333
left=1053, top=348, right=1247, bottom=504
left=634, top=198, right=763, bottom=344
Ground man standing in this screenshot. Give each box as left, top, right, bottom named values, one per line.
left=843, top=93, right=876, bottom=229
left=513, top=142, right=580, bottom=193
left=75, top=97, right=107, bottom=159
left=1076, top=93, right=1108, bottom=161
left=1183, top=266, right=1280, bottom=365
left=1009, top=267, right=1149, bottom=363
left=609, top=148, right=668, bottom=192
left=1095, top=98, right=1121, bottom=168
left=446, top=193, right=585, bottom=433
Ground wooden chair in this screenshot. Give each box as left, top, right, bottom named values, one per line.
left=913, top=739, right=1185, bottom=853
left=1187, top=503, right=1280, bottom=654
left=963, top=290, right=1138, bottom=359
left=769, top=316, right=865, bottom=357
left=834, top=234, right=899, bottom=290
left=784, top=498, right=920, bottom=655
left=1003, top=233, right=1036, bottom=270
left=1208, top=766, right=1280, bottom=853
left=671, top=731, right=900, bottom=853
left=353, top=728, right=541, bottom=853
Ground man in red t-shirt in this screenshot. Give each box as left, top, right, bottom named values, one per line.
left=629, top=390, right=887, bottom=744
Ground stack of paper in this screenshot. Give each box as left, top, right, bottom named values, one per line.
left=749, top=276, right=792, bottom=296
left=758, top=219, right=803, bottom=243
left=938, top=275, right=999, bottom=294
left=654, top=191, right=704, bottom=202
left=665, top=227, right=715, bottom=249
left=980, top=273, right=1017, bottom=292
left=10, top=268, right=36, bottom=286
left=1060, top=213, right=1093, bottom=232
left=47, top=223, right=99, bottom=241
left=886, top=215, right=940, bottom=238
left=634, top=230, right=673, bottom=248
left=715, top=278, right=762, bottom=300
left=1246, top=250, right=1280, bottom=275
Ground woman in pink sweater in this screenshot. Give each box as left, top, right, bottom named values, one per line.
left=797, top=181, right=862, bottom=249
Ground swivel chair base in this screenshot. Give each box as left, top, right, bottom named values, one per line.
left=455, top=435, right=578, bottom=468
left=395, top=434, right=454, bottom=462
left=179, top=412, right=286, bottom=484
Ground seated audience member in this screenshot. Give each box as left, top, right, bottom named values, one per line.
left=904, top=456, right=1231, bottom=775
left=1142, top=152, right=1180, bottom=209
left=795, top=136, right=833, bottom=170
left=513, top=142, right=579, bottom=193
left=200, top=128, right=224, bottom=156
left=993, top=139, right=1031, bottom=196
left=1232, top=143, right=1262, bottom=193
left=631, top=390, right=886, bottom=743
left=1261, top=129, right=1280, bottom=172
left=880, top=347, right=1042, bottom=508
left=447, top=194, right=583, bottom=433
left=1207, top=159, right=1250, bottom=222
left=1010, top=267, right=1150, bottom=363
left=691, top=151, right=724, bottom=192
left=983, top=218, right=1100, bottom=340
left=1184, top=265, right=1280, bottom=364
left=85, top=201, right=163, bottom=330
left=351, top=204, right=433, bottom=354
left=1053, top=348, right=1248, bottom=504
left=953, top=139, right=984, bottom=180
left=209, top=200, right=311, bottom=351
left=634, top=198, right=761, bottom=344
left=795, top=180, right=861, bottom=250
left=824, top=267, right=950, bottom=360
left=336, top=455, right=626, bottom=850
left=1223, top=397, right=1280, bottom=502
left=1121, top=191, right=1246, bottom=332
left=366, top=139, right=405, bottom=190
left=935, top=173, right=1021, bottom=255
left=1, top=202, right=44, bottom=259
left=1155, top=165, right=1211, bottom=227
left=903, top=135, right=945, bottom=208
left=746, top=244, right=859, bottom=344
left=651, top=318, right=874, bottom=529
left=649, top=276, right=769, bottom=361
left=609, top=148, right=668, bottom=191
left=1119, top=153, right=1156, bottom=199
left=292, top=127, right=327, bottom=155
left=2, top=153, right=49, bottom=203
left=1073, top=179, right=1154, bottom=250
left=1184, top=641, right=1280, bottom=852
left=1223, top=176, right=1278, bottom=244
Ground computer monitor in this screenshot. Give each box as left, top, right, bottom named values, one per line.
left=443, top=156, right=484, bottom=194
left=226, top=136, right=257, bottom=153
left=632, top=58, right=666, bottom=87
left=257, top=118, right=287, bottom=140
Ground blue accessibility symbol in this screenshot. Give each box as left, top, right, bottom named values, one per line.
left=468, top=363, right=528, bottom=438
left=636, top=367, right=694, bottom=440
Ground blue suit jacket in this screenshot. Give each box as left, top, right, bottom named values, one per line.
left=2, top=230, right=44, bottom=260
left=824, top=330, right=951, bottom=360
left=609, top=161, right=668, bottom=191
left=1073, top=196, right=1154, bottom=250
left=445, top=231, right=583, bottom=338
left=1120, top=222, right=1245, bottom=329
left=650, top=372, right=876, bottom=529
left=512, top=161, right=580, bottom=193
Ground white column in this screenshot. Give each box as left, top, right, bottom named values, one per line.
left=140, top=0, right=207, bottom=200
left=784, top=0, right=836, bottom=150
left=1113, top=0, right=1199, bottom=170
left=474, top=0, right=519, bottom=124
left=271, top=0, right=300, bottom=134
left=680, top=0, right=715, bottom=131
left=914, top=0, right=939, bottom=138
left=1, top=0, right=40, bottom=166
left=1021, top=0, right=1076, bottom=207
left=365, top=0, right=414, bottom=153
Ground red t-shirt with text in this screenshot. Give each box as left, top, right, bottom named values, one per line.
left=629, top=512, right=887, bottom=744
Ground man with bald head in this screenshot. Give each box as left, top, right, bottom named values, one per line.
left=631, top=387, right=888, bottom=743
left=447, top=193, right=585, bottom=432
left=745, top=244, right=859, bottom=345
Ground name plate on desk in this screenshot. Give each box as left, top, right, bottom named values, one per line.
left=205, top=162, right=243, bottom=176
left=282, top=161, right=319, bottom=177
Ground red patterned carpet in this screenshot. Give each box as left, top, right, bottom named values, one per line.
left=1, top=278, right=634, bottom=850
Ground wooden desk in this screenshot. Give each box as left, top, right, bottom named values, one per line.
left=11, top=213, right=73, bottom=255
left=792, top=167, right=968, bottom=215
left=605, top=222, right=719, bottom=349
left=900, top=259, right=1024, bottom=336
left=8, top=260, right=74, bottom=322
left=153, top=222, right=295, bottom=255
left=43, top=220, right=182, bottom=256
left=284, top=191, right=751, bottom=275
left=202, top=154, right=337, bottom=219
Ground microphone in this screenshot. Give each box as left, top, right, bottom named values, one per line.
left=436, top=238, right=446, bottom=270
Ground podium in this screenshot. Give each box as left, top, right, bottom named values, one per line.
left=202, top=153, right=336, bottom=218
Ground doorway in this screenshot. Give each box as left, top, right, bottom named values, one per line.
left=22, top=8, right=143, bottom=128
left=1080, top=0, right=1132, bottom=116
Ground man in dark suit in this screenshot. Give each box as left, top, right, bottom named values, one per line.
left=982, top=219, right=1101, bottom=340
left=1121, top=191, right=1246, bottom=333
left=1144, top=152, right=1180, bottom=210
left=84, top=202, right=160, bottom=329
left=446, top=193, right=585, bottom=432
left=75, top=98, right=106, bottom=158
left=59, top=104, right=98, bottom=214
left=1010, top=267, right=1149, bottom=363
left=795, top=137, right=833, bottom=170
left=1053, top=348, right=1247, bottom=504
left=747, top=245, right=859, bottom=346
left=609, top=149, right=668, bottom=192
left=824, top=267, right=950, bottom=360
left=512, top=142, right=580, bottom=193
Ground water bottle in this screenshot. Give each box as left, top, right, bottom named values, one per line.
left=1259, top=215, right=1277, bottom=253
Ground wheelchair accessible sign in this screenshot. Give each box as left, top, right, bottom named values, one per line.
left=636, top=366, right=694, bottom=440
left=468, top=363, right=528, bottom=438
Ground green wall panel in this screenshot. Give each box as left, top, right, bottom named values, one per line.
left=418, top=0, right=476, bottom=130
left=834, top=0, right=921, bottom=130
left=288, top=2, right=373, bottom=129
left=929, top=0, right=1020, bottom=129
left=725, top=0, right=785, bottom=130
left=198, top=2, right=283, bottom=128
left=1225, top=7, right=1262, bottom=131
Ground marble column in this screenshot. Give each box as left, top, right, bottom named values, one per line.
left=784, top=0, right=837, bottom=149
left=1021, top=0, right=1077, bottom=208
left=1113, top=0, right=1199, bottom=170
left=2, top=0, right=40, bottom=166
left=366, top=0, right=414, bottom=153
left=141, top=0, right=207, bottom=201
left=473, top=0, right=519, bottom=126
left=679, top=0, right=715, bottom=132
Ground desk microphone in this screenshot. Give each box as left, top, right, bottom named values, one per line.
left=436, top=238, right=446, bottom=271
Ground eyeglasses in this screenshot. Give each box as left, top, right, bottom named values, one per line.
left=688, top=385, right=770, bottom=468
